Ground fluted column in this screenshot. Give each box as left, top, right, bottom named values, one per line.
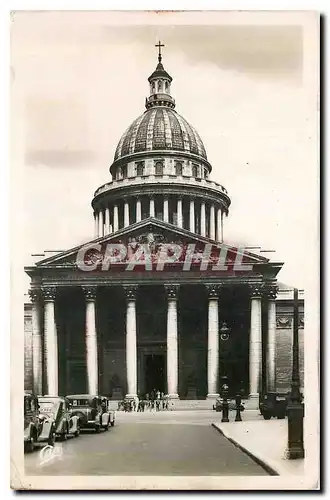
left=163, top=197, right=169, bottom=223
left=124, top=201, right=130, bottom=228
left=124, top=286, right=138, bottom=398
left=113, top=205, right=119, bottom=232
left=200, top=202, right=206, bottom=237
left=266, top=285, right=278, bottom=392
left=98, top=210, right=104, bottom=237
left=249, top=284, right=263, bottom=400
left=216, top=208, right=222, bottom=242
left=210, top=205, right=215, bottom=240
left=189, top=199, right=195, bottom=233
left=206, top=285, right=220, bottom=398
left=41, top=287, right=58, bottom=396
left=136, top=198, right=142, bottom=223
left=29, top=289, right=43, bottom=395
left=149, top=197, right=155, bottom=218
left=83, top=286, right=98, bottom=395
left=105, top=207, right=110, bottom=235
left=94, top=212, right=99, bottom=238
left=177, top=198, right=183, bottom=228
left=165, top=285, right=179, bottom=399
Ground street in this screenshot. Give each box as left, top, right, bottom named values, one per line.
left=25, top=410, right=268, bottom=476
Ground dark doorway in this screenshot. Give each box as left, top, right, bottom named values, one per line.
left=144, top=354, right=166, bottom=394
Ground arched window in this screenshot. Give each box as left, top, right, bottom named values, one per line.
left=117, top=167, right=123, bottom=180
left=122, top=165, right=127, bottom=179
left=157, top=80, right=162, bottom=92
left=151, top=82, right=156, bottom=94
left=192, top=164, right=199, bottom=178
left=155, top=161, right=164, bottom=176
left=165, top=81, right=169, bottom=92
left=175, top=161, right=183, bottom=176
left=136, top=161, right=144, bottom=176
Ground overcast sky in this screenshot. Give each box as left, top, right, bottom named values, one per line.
left=10, top=11, right=318, bottom=291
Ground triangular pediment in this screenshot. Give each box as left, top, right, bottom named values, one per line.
left=30, top=218, right=275, bottom=275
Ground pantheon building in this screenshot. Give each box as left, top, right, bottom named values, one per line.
left=24, top=45, right=304, bottom=405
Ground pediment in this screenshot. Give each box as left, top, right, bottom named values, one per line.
left=33, top=218, right=272, bottom=275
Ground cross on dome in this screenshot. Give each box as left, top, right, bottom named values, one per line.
left=155, top=40, right=165, bottom=62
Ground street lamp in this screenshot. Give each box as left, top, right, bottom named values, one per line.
left=220, top=321, right=231, bottom=392
left=286, top=288, right=305, bottom=459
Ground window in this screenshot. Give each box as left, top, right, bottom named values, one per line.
left=136, top=161, right=144, bottom=176
left=192, top=164, right=199, bottom=178
left=151, top=82, right=156, bottom=94
left=165, top=81, right=169, bottom=92
left=122, top=165, right=127, bottom=179
left=117, top=167, right=122, bottom=180
left=157, top=80, right=162, bottom=92
left=155, top=161, right=164, bottom=176
left=175, top=161, right=183, bottom=176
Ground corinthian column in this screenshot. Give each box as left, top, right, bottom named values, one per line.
left=210, top=205, right=215, bottom=240
left=149, top=197, right=155, bottom=218
left=82, top=286, right=98, bottom=395
left=113, top=204, right=119, bottom=232
left=124, top=286, right=138, bottom=398
left=136, top=198, right=142, bottom=223
left=249, top=284, right=263, bottom=400
left=28, top=289, right=42, bottom=395
left=200, top=202, right=206, bottom=236
left=177, top=198, right=183, bottom=228
left=266, top=284, right=279, bottom=392
left=165, top=285, right=179, bottom=399
left=98, top=210, right=104, bottom=237
left=41, top=287, right=58, bottom=396
left=206, top=284, right=220, bottom=399
left=94, top=212, right=99, bottom=238
left=189, top=199, right=195, bottom=233
left=105, top=207, right=110, bottom=235
left=216, top=208, right=222, bottom=242
left=163, top=197, right=169, bottom=223
left=124, top=201, right=130, bottom=227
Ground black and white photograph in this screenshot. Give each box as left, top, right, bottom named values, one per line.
left=10, top=8, right=319, bottom=490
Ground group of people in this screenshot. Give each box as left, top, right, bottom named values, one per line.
left=119, top=389, right=173, bottom=412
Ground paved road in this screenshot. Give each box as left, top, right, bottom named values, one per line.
left=25, top=411, right=268, bottom=476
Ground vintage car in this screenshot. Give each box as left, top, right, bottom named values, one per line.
left=38, top=396, right=81, bottom=440
left=66, top=394, right=115, bottom=432
left=24, top=392, right=56, bottom=452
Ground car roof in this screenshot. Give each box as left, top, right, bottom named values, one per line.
left=38, top=396, right=65, bottom=402
left=66, top=394, right=97, bottom=399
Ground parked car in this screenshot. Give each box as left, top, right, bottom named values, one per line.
left=66, top=395, right=115, bottom=433
left=38, top=396, right=80, bottom=440
left=259, top=392, right=288, bottom=419
left=24, top=392, right=56, bottom=452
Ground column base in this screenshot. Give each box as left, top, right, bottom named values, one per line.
left=247, top=394, right=260, bottom=410
left=125, top=393, right=138, bottom=400
left=168, top=393, right=179, bottom=399
left=207, top=393, right=220, bottom=400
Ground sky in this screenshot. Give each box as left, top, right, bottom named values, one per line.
left=10, top=11, right=319, bottom=292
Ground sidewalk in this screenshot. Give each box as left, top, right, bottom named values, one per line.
left=212, top=417, right=305, bottom=476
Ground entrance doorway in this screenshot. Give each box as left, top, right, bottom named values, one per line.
left=144, top=354, right=166, bottom=394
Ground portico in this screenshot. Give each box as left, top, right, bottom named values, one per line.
left=27, top=240, right=280, bottom=403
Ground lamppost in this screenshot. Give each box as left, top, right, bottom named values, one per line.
left=220, top=321, right=230, bottom=389
left=286, top=288, right=305, bottom=459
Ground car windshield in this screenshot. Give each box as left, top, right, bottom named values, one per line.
left=38, top=400, right=56, bottom=415
left=70, top=399, right=90, bottom=406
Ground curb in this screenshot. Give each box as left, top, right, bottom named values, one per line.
left=211, top=423, right=279, bottom=476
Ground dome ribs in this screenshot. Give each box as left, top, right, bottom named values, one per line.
left=133, top=112, right=150, bottom=153
left=153, top=109, right=166, bottom=150
left=146, top=109, right=157, bottom=151
left=168, top=111, right=184, bottom=151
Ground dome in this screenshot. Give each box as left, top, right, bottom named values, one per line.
left=114, top=107, right=207, bottom=162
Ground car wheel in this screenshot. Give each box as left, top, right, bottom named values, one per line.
left=74, top=425, right=80, bottom=437
left=25, top=435, right=35, bottom=453
left=263, top=414, right=271, bottom=420
left=48, top=429, right=55, bottom=446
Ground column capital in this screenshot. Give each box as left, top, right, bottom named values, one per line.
left=41, top=286, right=57, bottom=301
left=82, top=285, right=97, bottom=301
left=206, top=283, right=221, bottom=298
left=28, top=288, right=41, bottom=303
left=124, top=285, right=138, bottom=301
left=249, top=283, right=264, bottom=298
left=164, top=284, right=180, bottom=300
left=264, top=283, right=279, bottom=300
